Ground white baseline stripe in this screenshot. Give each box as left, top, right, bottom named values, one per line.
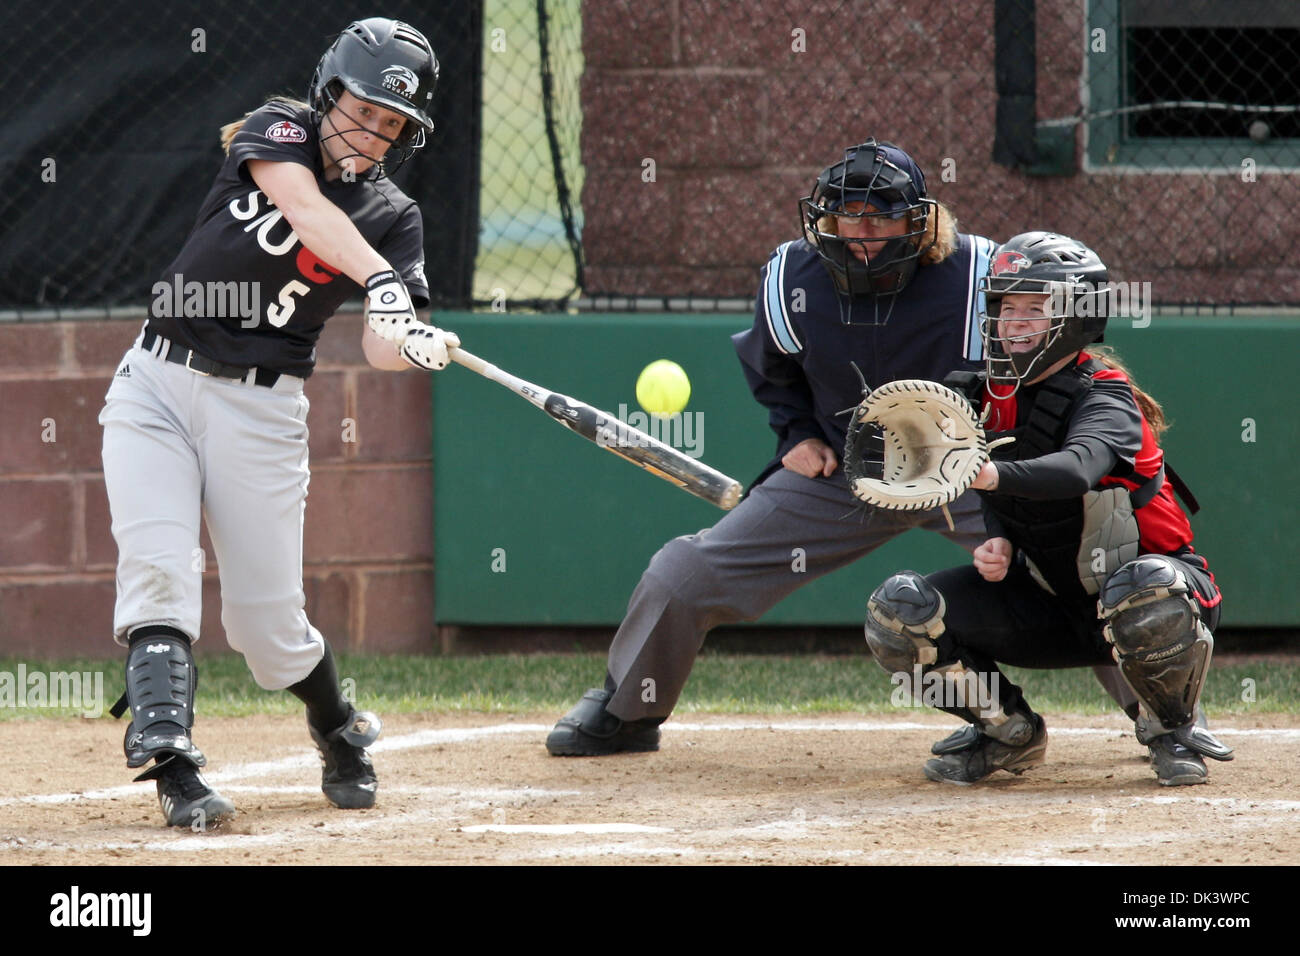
left=2, top=719, right=1294, bottom=810
left=460, top=823, right=671, bottom=835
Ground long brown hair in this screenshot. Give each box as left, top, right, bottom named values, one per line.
left=1086, top=345, right=1169, bottom=436
left=219, top=96, right=311, bottom=154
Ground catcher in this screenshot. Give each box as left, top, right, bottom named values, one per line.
left=858, top=231, right=1233, bottom=786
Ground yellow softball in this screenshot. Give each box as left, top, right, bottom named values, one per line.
left=636, top=359, right=691, bottom=415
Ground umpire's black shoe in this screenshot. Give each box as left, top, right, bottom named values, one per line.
left=309, top=710, right=381, bottom=809
left=140, top=755, right=236, bottom=830
left=546, top=688, right=661, bottom=756
left=923, top=712, right=1048, bottom=785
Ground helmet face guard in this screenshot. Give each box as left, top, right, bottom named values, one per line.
left=309, top=18, right=439, bottom=177
left=978, top=233, right=1110, bottom=396
left=800, top=139, right=937, bottom=318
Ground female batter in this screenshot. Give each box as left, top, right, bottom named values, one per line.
left=100, top=18, right=458, bottom=828
left=862, top=232, right=1234, bottom=787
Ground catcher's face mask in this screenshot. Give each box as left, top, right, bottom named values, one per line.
left=979, top=232, right=1111, bottom=395
left=979, top=277, right=1108, bottom=395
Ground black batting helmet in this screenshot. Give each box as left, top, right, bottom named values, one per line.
left=309, top=18, right=439, bottom=172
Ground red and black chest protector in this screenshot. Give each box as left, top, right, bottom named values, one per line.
left=982, top=356, right=1199, bottom=604
left=983, top=358, right=1105, bottom=603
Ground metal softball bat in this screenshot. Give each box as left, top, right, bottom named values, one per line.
left=448, top=346, right=743, bottom=509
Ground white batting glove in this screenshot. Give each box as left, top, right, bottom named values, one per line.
left=365, top=270, right=418, bottom=345
left=400, top=324, right=461, bottom=371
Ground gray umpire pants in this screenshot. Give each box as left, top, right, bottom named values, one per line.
left=604, top=468, right=988, bottom=721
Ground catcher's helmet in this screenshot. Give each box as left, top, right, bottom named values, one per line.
left=800, top=139, right=937, bottom=307
left=309, top=18, right=439, bottom=174
left=978, top=232, right=1109, bottom=393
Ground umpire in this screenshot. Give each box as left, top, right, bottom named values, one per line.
left=547, top=139, right=999, bottom=754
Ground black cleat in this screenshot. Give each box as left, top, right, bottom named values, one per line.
left=309, top=710, right=381, bottom=809
left=931, top=723, right=981, bottom=755
left=923, top=713, right=1047, bottom=785
left=1136, top=706, right=1234, bottom=762
left=141, top=755, right=236, bottom=830
left=546, top=688, right=661, bottom=756
left=1148, top=732, right=1208, bottom=786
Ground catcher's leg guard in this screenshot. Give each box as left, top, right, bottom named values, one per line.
left=867, top=572, right=1008, bottom=734
left=1099, top=556, right=1217, bottom=736
left=864, top=572, right=946, bottom=674
left=931, top=723, right=981, bottom=755
left=120, top=627, right=207, bottom=770
left=309, top=708, right=382, bottom=809
left=1134, top=703, right=1232, bottom=761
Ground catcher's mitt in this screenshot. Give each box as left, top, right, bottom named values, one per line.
left=843, top=379, right=996, bottom=515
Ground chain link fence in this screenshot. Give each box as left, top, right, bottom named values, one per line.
left=2, top=1, right=1295, bottom=316
left=477, top=0, right=584, bottom=309
left=0, top=0, right=583, bottom=316
left=577, top=0, right=1300, bottom=309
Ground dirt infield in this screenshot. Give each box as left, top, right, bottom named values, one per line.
left=1, top=712, right=1297, bottom=866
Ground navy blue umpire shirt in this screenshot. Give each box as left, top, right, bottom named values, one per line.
left=734, top=234, right=996, bottom=484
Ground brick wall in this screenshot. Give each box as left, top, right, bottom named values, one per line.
left=579, top=0, right=1300, bottom=303
left=0, top=313, right=437, bottom=658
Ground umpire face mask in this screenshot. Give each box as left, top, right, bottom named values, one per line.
left=800, top=140, right=938, bottom=324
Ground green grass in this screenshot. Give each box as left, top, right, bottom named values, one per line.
left=1, top=653, right=1296, bottom=720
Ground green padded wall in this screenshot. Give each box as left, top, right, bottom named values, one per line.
left=433, top=313, right=1297, bottom=627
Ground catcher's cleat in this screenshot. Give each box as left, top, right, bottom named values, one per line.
left=931, top=722, right=981, bottom=755
left=137, top=755, right=236, bottom=830
left=1135, top=705, right=1234, bottom=762
left=1147, top=733, right=1209, bottom=787
left=922, top=712, right=1047, bottom=785
left=546, top=688, right=661, bottom=756
left=309, top=710, right=381, bottom=809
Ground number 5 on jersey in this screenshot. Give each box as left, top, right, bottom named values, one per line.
left=265, top=280, right=311, bottom=327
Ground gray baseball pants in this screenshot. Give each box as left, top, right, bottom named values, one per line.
left=604, top=468, right=988, bottom=721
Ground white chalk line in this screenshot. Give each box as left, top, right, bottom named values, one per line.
left=459, top=823, right=671, bottom=835
left=668, top=721, right=1300, bottom=739
left=2, top=717, right=1293, bottom=811
left=4, top=718, right=1297, bottom=860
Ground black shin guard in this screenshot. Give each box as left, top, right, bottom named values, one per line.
left=121, top=626, right=206, bottom=770
left=287, top=640, right=351, bottom=734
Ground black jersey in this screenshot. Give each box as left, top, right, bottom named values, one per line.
left=733, top=234, right=997, bottom=481
left=146, top=101, right=430, bottom=377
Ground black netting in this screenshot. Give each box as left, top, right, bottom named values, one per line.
left=3, top=1, right=1297, bottom=316
left=474, top=0, right=584, bottom=309
left=0, top=0, right=486, bottom=313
